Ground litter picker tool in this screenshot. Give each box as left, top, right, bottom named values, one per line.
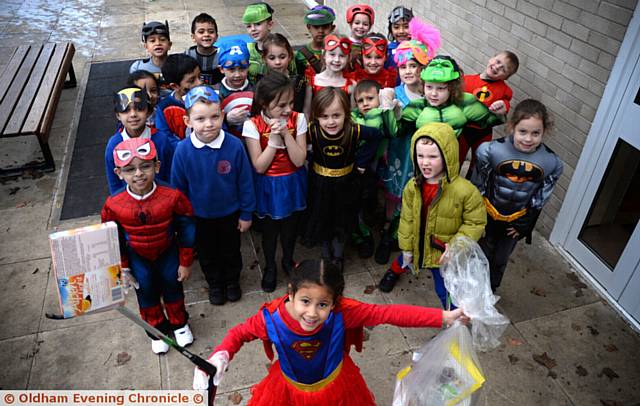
left=117, top=306, right=218, bottom=405
left=48, top=222, right=218, bottom=406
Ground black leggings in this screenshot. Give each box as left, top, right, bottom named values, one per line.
left=261, top=212, right=301, bottom=270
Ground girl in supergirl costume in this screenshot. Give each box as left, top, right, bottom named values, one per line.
left=193, top=259, right=468, bottom=405
left=306, top=35, right=356, bottom=96
left=471, top=99, right=563, bottom=292
left=242, top=72, right=308, bottom=292
left=351, top=32, right=397, bottom=88
left=304, top=87, right=381, bottom=271
left=261, top=34, right=312, bottom=117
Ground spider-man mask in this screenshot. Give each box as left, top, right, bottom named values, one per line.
left=113, top=138, right=157, bottom=168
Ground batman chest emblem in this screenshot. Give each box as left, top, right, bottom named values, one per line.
left=291, top=339, right=322, bottom=360
left=323, top=145, right=344, bottom=156
left=497, top=160, right=544, bottom=183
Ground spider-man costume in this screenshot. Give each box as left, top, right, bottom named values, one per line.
left=101, top=180, right=196, bottom=334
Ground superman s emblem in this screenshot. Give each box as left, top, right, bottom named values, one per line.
left=291, top=340, right=322, bottom=360
left=323, top=145, right=343, bottom=157
left=497, top=160, right=544, bottom=183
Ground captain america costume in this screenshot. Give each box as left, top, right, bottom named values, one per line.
left=101, top=180, right=196, bottom=334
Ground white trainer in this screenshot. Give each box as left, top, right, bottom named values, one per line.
left=174, top=324, right=194, bottom=347
left=151, top=339, right=169, bottom=354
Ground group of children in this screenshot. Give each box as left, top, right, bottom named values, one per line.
left=100, top=2, right=564, bottom=403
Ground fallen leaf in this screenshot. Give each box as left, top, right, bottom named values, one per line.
left=116, top=352, right=131, bottom=366
left=604, top=344, right=618, bottom=352
left=508, top=354, right=518, bottom=365
left=15, top=202, right=27, bottom=208
left=532, top=352, right=557, bottom=370
left=228, top=391, right=243, bottom=405
left=575, top=365, right=588, bottom=376
left=599, top=367, right=619, bottom=381
left=530, top=287, right=546, bottom=297
left=507, top=337, right=524, bottom=346
left=587, top=325, right=600, bottom=336
left=364, top=285, right=376, bottom=294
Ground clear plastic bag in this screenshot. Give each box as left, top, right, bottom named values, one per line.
left=441, top=236, right=510, bottom=351
left=393, top=323, right=485, bottom=406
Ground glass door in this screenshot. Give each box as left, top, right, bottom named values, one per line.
left=564, top=58, right=640, bottom=299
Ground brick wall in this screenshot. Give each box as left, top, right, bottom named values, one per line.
left=325, top=0, right=637, bottom=236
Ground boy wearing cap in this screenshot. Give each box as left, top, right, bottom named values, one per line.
left=171, top=85, right=256, bottom=306
left=130, top=21, right=172, bottom=84
left=185, top=13, right=224, bottom=86
left=105, top=87, right=175, bottom=195
left=102, top=137, right=196, bottom=354
left=155, top=54, right=203, bottom=141
left=294, top=5, right=336, bottom=76
left=243, top=2, right=296, bottom=83
left=215, top=41, right=254, bottom=138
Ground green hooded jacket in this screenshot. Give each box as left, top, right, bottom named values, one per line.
left=398, top=122, right=487, bottom=270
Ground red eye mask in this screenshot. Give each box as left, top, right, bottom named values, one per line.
left=362, top=37, right=387, bottom=57
left=324, top=35, right=352, bottom=55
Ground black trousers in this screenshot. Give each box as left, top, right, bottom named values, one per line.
left=261, top=212, right=300, bottom=270
left=479, top=219, right=519, bottom=291
left=195, top=212, right=242, bottom=289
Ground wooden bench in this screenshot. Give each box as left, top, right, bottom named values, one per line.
left=0, top=42, right=76, bottom=174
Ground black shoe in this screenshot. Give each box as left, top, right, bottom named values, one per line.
left=226, top=284, right=242, bottom=302
left=332, top=257, right=344, bottom=273
left=379, top=270, right=399, bottom=293
left=281, top=260, right=296, bottom=277
left=357, top=235, right=375, bottom=258
left=208, top=287, right=226, bottom=305
left=261, top=267, right=277, bottom=292
left=374, top=233, right=393, bottom=265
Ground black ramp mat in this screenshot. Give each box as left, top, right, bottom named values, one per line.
left=60, top=60, right=133, bottom=220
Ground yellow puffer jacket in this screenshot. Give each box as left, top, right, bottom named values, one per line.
left=397, top=122, right=487, bottom=270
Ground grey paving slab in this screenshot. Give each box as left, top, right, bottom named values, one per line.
left=516, top=302, right=640, bottom=405
left=495, top=236, right=601, bottom=323
left=474, top=325, right=573, bottom=406
left=352, top=349, right=413, bottom=405
left=0, top=259, right=50, bottom=340
left=30, top=317, right=162, bottom=389
left=0, top=334, right=39, bottom=389
left=162, top=292, right=270, bottom=392
left=0, top=204, right=52, bottom=265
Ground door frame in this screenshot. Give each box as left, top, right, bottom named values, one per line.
left=550, top=6, right=640, bottom=330
left=551, top=8, right=640, bottom=246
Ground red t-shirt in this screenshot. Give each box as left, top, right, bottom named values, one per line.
left=421, top=182, right=439, bottom=220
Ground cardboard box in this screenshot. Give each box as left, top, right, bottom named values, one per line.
left=49, top=222, right=125, bottom=318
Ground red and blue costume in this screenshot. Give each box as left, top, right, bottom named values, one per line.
left=102, top=138, right=196, bottom=334
left=212, top=294, right=443, bottom=405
